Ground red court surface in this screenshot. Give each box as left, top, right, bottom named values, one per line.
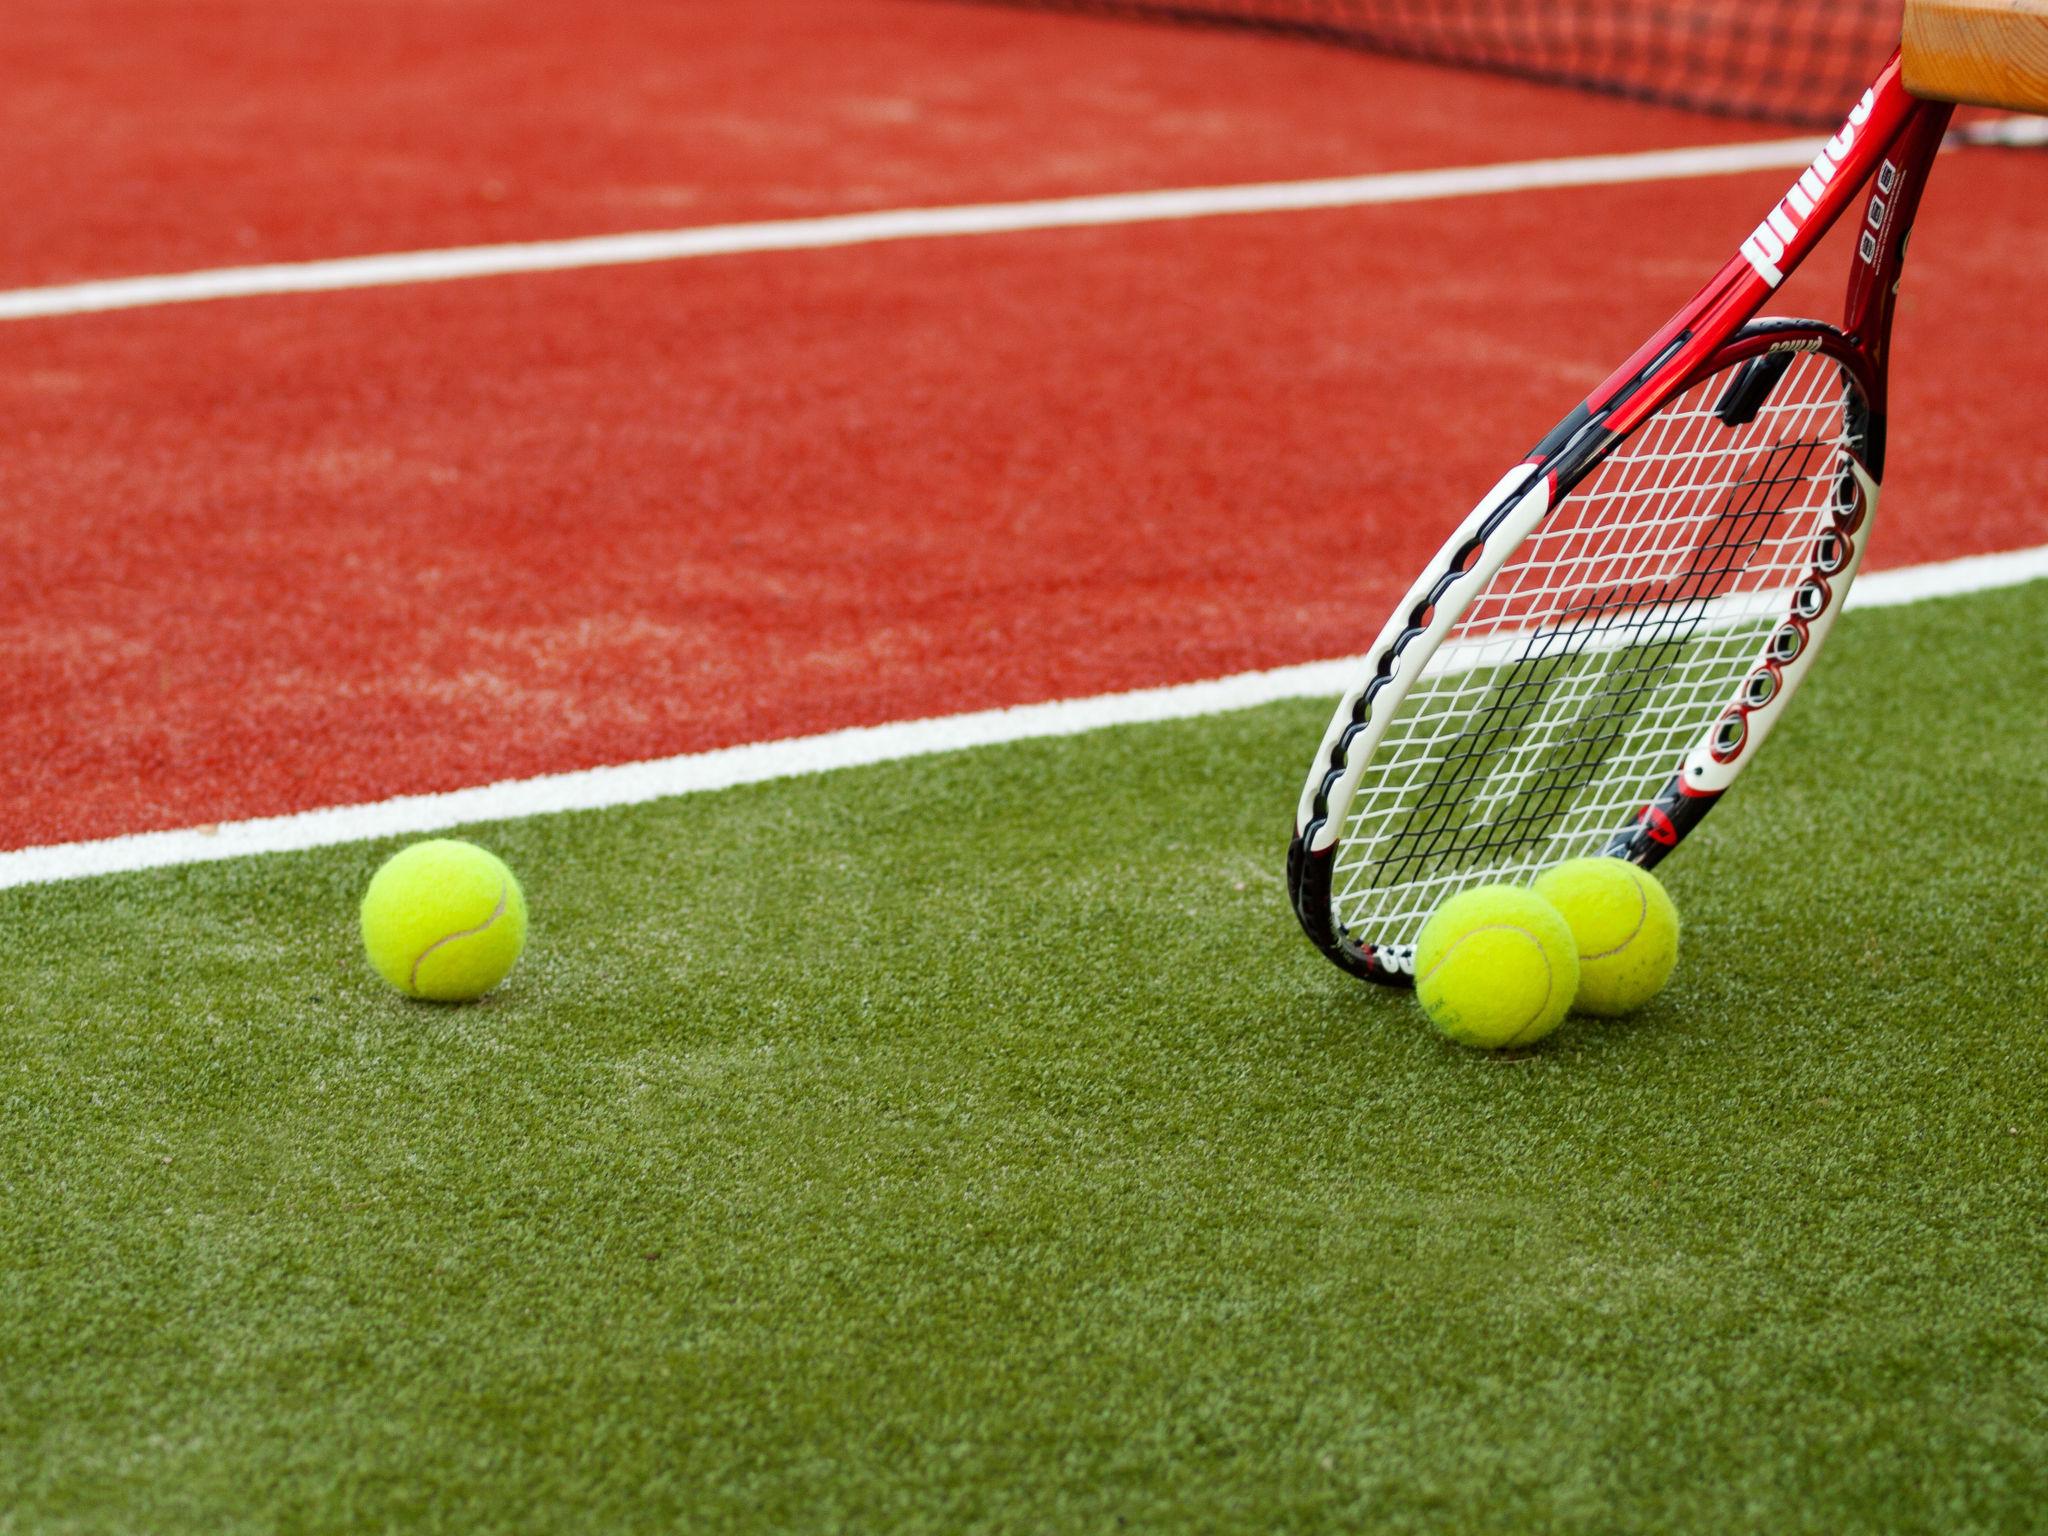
left=3, top=1, right=2044, bottom=851
left=5, top=0, right=1779, bottom=289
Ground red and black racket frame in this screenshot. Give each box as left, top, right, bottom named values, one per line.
left=1290, top=54, right=1954, bottom=986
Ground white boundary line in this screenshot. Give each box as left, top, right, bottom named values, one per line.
left=3, top=543, right=2043, bottom=892
left=0, top=137, right=1830, bottom=322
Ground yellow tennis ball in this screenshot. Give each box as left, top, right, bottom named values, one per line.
left=1413, top=885, right=1579, bottom=1050
left=1532, top=857, right=1679, bottom=1017
left=360, top=839, right=528, bottom=1002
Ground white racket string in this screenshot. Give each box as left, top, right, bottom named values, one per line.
left=1330, top=348, right=1862, bottom=948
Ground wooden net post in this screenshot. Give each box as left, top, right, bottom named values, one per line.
left=1904, top=0, right=2048, bottom=110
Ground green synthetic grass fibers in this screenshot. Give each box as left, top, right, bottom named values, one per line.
left=3, top=582, right=2045, bottom=1534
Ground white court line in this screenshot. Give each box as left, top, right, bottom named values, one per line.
left=0, top=136, right=1832, bottom=322
left=3, top=543, right=2044, bottom=892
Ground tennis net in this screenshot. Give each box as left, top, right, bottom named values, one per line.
left=965, top=2, right=1906, bottom=124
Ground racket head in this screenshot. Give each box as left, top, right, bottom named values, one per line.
left=1290, top=320, right=1879, bottom=985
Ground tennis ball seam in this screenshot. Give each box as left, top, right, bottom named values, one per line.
left=1579, top=870, right=1649, bottom=961
left=406, top=880, right=509, bottom=994
left=1419, top=923, right=1556, bottom=1039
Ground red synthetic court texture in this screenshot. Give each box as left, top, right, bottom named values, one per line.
left=4, top=146, right=2042, bottom=852
left=6, top=0, right=1778, bottom=289
left=2, top=2, right=2043, bottom=851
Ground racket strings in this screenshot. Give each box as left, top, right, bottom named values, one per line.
left=1330, top=349, right=1861, bottom=950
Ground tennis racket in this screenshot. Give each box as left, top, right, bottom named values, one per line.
left=1289, top=52, right=1953, bottom=985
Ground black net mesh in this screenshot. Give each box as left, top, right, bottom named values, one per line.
left=966, top=1, right=1904, bottom=124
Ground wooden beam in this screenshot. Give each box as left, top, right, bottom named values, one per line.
left=1904, top=0, right=2048, bottom=111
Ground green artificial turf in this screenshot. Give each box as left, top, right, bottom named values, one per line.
left=3, top=581, right=2045, bottom=1535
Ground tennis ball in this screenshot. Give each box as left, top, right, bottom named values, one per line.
left=1532, top=857, right=1679, bottom=1017
left=1413, top=885, right=1579, bottom=1050
left=360, top=839, right=528, bottom=1002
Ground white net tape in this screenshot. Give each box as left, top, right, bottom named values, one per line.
left=1331, top=346, right=1862, bottom=950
